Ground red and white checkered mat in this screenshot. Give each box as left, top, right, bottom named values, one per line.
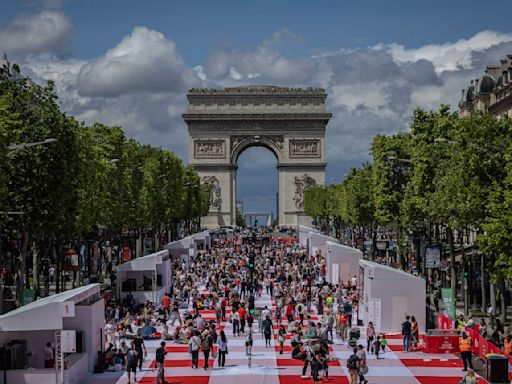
left=90, top=289, right=488, bottom=384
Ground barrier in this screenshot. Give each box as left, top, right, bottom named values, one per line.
left=436, top=313, right=512, bottom=379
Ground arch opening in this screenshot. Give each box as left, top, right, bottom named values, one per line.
left=236, top=146, right=278, bottom=226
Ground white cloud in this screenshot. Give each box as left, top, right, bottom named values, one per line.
left=8, top=19, right=512, bottom=210
left=377, top=30, right=512, bottom=73
left=204, top=29, right=316, bottom=84
left=77, top=26, right=200, bottom=97
left=0, top=11, right=73, bottom=55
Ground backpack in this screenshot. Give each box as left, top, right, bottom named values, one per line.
left=347, top=355, right=358, bottom=369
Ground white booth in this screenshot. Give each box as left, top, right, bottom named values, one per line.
left=116, top=249, right=171, bottom=305
left=326, top=241, right=362, bottom=284
left=298, top=225, right=319, bottom=247
left=0, top=284, right=104, bottom=384
left=191, top=230, right=211, bottom=252
left=309, top=232, right=336, bottom=258
left=358, top=259, right=426, bottom=333
left=164, top=235, right=197, bottom=268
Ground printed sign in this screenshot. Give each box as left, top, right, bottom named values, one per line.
left=425, top=245, right=441, bottom=268
left=61, top=330, right=77, bottom=353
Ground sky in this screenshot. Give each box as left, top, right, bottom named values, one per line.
left=2, top=0, right=512, bottom=217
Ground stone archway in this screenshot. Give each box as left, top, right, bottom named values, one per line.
left=183, top=86, right=331, bottom=228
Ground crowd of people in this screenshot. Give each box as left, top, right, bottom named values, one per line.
left=100, top=229, right=397, bottom=384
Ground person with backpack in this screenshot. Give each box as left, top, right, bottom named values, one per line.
left=155, top=341, right=167, bottom=384
left=201, top=329, right=213, bottom=370
left=373, top=335, right=381, bottom=359
left=347, top=347, right=360, bottom=384
left=126, top=342, right=138, bottom=384
left=356, top=344, right=368, bottom=384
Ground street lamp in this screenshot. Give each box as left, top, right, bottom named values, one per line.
left=109, top=158, right=120, bottom=164
left=6, top=138, right=58, bottom=154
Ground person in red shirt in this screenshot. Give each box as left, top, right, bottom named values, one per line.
left=221, top=297, right=227, bottom=320
left=286, top=303, right=295, bottom=322
left=161, top=293, right=171, bottom=315
left=238, top=305, right=247, bottom=334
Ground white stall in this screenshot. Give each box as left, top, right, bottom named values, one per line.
left=0, top=284, right=104, bottom=384
left=191, top=230, right=211, bottom=251
left=308, top=232, right=336, bottom=258
left=326, top=241, right=362, bottom=284
left=298, top=225, right=319, bottom=247
left=164, top=235, right=197, bottom=268
left=116, top=249, right=171, bottom=305
left=358, top=259, right=426, bottom=333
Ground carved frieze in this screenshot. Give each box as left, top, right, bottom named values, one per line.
left=194, top=140, right=226, bottom=159
left=289, top=139, right=321, bottom=158
left=293, top=174, right=316, bottom=209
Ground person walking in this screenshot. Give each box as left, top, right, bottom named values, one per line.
left=366, top=322, right=375, bottom=353
left=133, top=333, right=147, bottom=370
left=347, top=347, right=360, bottom=384
left=126, top=342, right=138, bottom=384
left=232, top=310, right=240, bottom=337
left=459, top=332, right=473, bottom=371
left=217, top=330, right=228, bottom=367
left=277, top=325, right=286, bottom=354
left=373, top=336, right=381, bottom=359
left=357, top=344, right=368, bottom=384
left=301, top=340, right=314, bottom=379
left=401, top=315, right=412, bottom=352
left=201, top=329, right=213, bottom=370
left=188, top=331, right=201, bottom=369
left=155, top=341, right=167, bottom=384
left=411, top=316, right=419, bottom=350
left=323, top=310, right=335, bottom=343
left=262, top=315, right=273, bottom=348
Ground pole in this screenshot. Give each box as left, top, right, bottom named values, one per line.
left=3, top=343, right=7, bottom=384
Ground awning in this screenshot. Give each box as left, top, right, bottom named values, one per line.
left=116, top=250, right=169, bottom=272
left=0, top=284, right=100, bottom=332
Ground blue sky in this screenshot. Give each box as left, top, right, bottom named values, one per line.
left=1, top=0, right=512, bottom=217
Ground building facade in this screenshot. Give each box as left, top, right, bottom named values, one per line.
left=459, top=55, right=512, bottom=118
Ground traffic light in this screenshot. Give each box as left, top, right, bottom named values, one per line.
left=463, top=270, right=469, bottom=278
left=249, top=295, right=255, bottom=315
left=249, top=253, right=255, bottom=269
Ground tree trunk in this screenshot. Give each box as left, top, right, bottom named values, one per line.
left=371, top=222, right=377, bottom=261
left=16, top=229, right=29, bottom=307
left=32, top=240, right=39, bottom=298
left=498, top=276, right=507, bottom=324
left=447, top=227, right=457, bottom=317
left=481, top=253, right=487, bottom=312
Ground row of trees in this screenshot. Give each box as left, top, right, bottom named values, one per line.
left=304, top=106, right=512, bottom=318
left=0, top=78, right=210, bottom=305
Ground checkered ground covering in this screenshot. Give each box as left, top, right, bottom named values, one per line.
left=87, top=289, right=488, bottom=384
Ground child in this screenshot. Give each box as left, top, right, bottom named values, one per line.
left=380, top=334, right=388, bottom=353
left=373, top=336, right=381, bottom=359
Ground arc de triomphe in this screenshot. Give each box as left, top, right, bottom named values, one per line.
left=183, top=86, right=331, bottom=228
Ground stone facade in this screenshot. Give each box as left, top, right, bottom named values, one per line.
left=459, top=55, right=512, bottom=118
left=183, top=85, right=331, bottom=228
